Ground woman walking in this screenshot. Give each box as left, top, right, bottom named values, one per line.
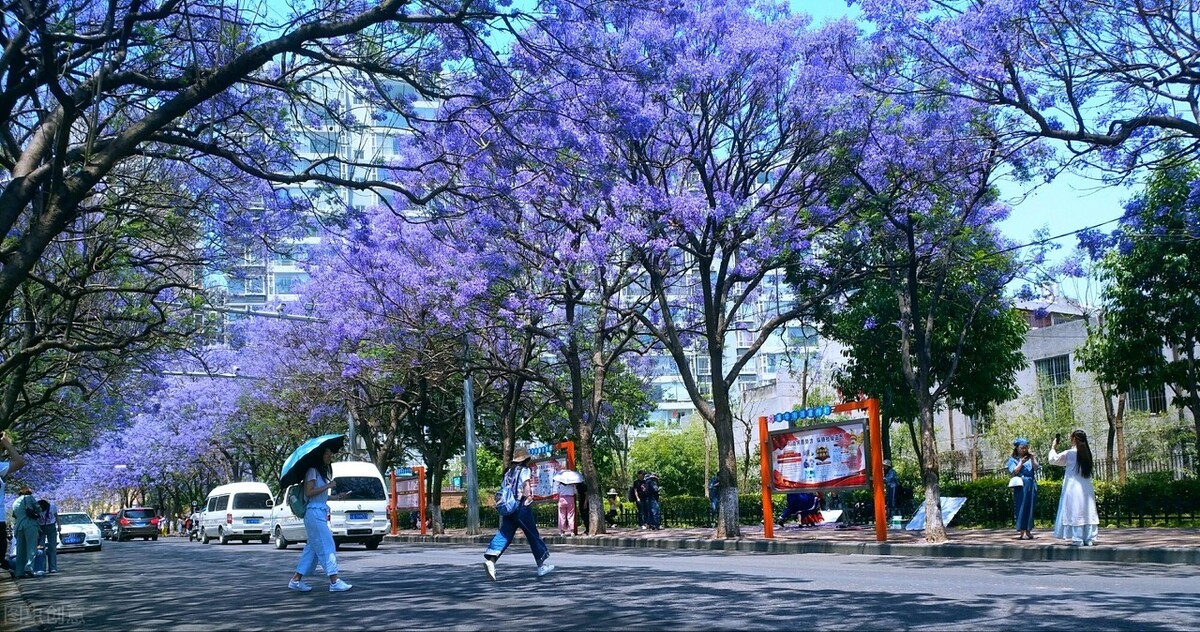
left=1048, top=429, right=1099, bottom=546
left=1006, top=438, right=1039, bottom=540
left=288, top=446, right=352, bottom=592
left=483, top=448, right=554, bottom=581
left=10, top=487, right=40, bottom=578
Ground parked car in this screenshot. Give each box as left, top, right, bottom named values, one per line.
left=271, top=461, right=389, bottom=551
left=113, top=507, right=161, bottom=541
left=95, top=513, right=117, bottom=540
left=57, top=512, right=103, bottom=552
left=198, top=482, right=273, bottom=545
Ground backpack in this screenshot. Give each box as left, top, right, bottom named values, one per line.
left=286, top=485, right=308, bottom=517
left=495, top=469, right=522, bottom=516
left=627, top=483, right=638, bottom=502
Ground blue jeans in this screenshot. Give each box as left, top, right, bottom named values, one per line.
left=13, top=524, right=38, bottom=576
left=648, top=500, right=661, bottom=529
left=484, top=504, right=549, bottom=566
left=38, top=525, right=57, bottom=572
left=296, top=504, right=338, bottom=578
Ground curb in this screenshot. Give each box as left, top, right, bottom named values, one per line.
left=382, top=534, right=1200, bottom=565
left=0, top=575, right=52, bottom=632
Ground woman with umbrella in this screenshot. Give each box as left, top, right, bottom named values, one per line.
left=553, top=470, right=583, bottom=536
left=283, top=434, right=353, bottom=592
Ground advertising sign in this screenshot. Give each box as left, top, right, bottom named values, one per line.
left=393, top=476, right=420, bottom=510
left=768, top=419, right=869, bottom=492
left=530, top=455, right=569, bottom=502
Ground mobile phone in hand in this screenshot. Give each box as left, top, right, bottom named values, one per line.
left=1055, top=432, right=1062, bottom=443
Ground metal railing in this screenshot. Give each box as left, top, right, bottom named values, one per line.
left=943, top=453, right=1196, bottom=484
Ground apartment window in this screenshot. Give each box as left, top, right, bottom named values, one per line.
left=274, top=272, right=308, bottom=295
left=1128, top=386, right=1168, bottom=415
left=1035, top=354, right=1073, bottom=422
left=308, top=132, right=338, bottom=155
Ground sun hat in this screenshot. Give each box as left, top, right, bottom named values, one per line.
left=510, top=447, right=532, bottom=464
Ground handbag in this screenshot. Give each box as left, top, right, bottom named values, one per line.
left=1007, top=476, right=1024, bottom=488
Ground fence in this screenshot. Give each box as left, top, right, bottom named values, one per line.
left=943, top=453, right=1196, bottom=484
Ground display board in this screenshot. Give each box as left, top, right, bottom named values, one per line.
left=393, top=475, right=420, bottom=510
left=530, top=454, right=569, bottom=502
left=767, top=419, right=869, bottom=492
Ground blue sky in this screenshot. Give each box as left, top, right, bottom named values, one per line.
left=797, top=0, right=1131, bottom=255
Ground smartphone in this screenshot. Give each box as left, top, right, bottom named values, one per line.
left=1055, top=432, right=1062, bottom=443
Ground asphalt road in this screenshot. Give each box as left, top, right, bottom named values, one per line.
left=10, top=537, right=1200, bottom=630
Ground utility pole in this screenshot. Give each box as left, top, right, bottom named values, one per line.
left=463, top=334, right=480, bottom=534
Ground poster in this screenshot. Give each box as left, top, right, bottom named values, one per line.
left=768, top=420, right=868, bottom=492
left=530, top=455, right=568, bottom=502
left=393, top=475, right=420, bottom=510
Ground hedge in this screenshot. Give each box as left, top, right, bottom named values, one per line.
left=432, top=473, right=1200, bottom=530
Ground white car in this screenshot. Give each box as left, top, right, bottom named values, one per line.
left=57, top=512, right=103, bottom=552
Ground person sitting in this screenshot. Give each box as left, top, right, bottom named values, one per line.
left=778, top=492, right=823, bottom=528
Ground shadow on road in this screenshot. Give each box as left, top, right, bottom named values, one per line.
left=10, top=541, right=1198, bottom=630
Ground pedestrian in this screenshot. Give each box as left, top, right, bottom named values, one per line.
left=176, top=514, right=184, bottom=536
left=631, top=471, right=649, bottom=529
left=1048, top=429, right=1099, bottom=546
left=644, top=473, right=662, bottom=530
left=287, top=445, right=353, bottom=592
left=557, top=478, right=577, bottom=536
left=708, top=475, right=720, bottom=526
left=35, top=498, right=57, bottom=574
left=483, top=448, right=554, bottom=581
left=882, top=460, right=899, bottom=517
left=1006, top=438, right=1039, bottom=540
left=778, top=492, right=822, bottom=527
left=604, top=488, right=620, bottom=528
left=0, top=431, right=26, bottom=571
left=10, top=487, right=40, bottom=578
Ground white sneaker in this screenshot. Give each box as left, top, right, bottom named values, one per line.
left=484, top=559, right=496, bottom=582
left=33, top=571, right=45, bottom=577
left=329, top=579, right=352, bottom=592
left=536, top=564, right=555, bottom=577
left=288, top=579, right=312, bottom=592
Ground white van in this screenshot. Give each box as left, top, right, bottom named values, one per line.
left=271, top=460, right=390, bottom=550
left=199, top=482, right=274, bottom=545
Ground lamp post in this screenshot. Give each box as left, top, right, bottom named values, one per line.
left=462, top=333, right=480, bottom=535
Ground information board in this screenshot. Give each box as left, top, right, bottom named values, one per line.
left=393, top=476, right=420, bottom=510
left=768, top=419, right=869, bottom=492
left=530, top=455, right=569, bottom=502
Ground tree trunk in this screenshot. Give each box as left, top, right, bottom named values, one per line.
left=712, top=408, right=740, bottom=539
left=906, top=417, right=922, bottom=464
left=577, top=421, right=605, bottom=535
left=429, top=465, right=446, bottom=535
left=918, top=401, right=947, bottom=543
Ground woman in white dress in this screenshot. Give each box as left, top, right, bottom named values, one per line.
left=1048, top=429, right=1100, bottom=546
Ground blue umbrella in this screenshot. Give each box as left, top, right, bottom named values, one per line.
left=280, top=434, right=345, bottom=489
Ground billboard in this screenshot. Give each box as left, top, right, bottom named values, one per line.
left=530, top=454, right=569, bottom=502
left=768, top=419, right=869, bottom=492
left=393, top=475, right=421, bottom=510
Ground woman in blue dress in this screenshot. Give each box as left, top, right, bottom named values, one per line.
left=1006, top=438, right=1039, bottom=540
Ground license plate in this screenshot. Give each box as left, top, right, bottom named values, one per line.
left=133, top=522, right=147, bottom=527
left=63, top=534, right=83, bottom=544
left=348, top=512, right=368, bottom=521
left=245, top=519, right=260, bottom=525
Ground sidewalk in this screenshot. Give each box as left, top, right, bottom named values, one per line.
left=385, top=524, right=1200, bottom=564
left=0, top=574, right=48, bottom=632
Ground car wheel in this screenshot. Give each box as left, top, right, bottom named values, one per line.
left=200, top=528, right=209, bottom=544
left=144, top=536, right=150, bottom=541
left=365, top=538, right=381, bottom=551
left=260, top=536, right=269, bottom=545
left=334, top=541, right=342, bottom=551
left=274, top=527, right=288, bottom=550
left=219, top=528, right=230, bottom=545
left=152, top=535, right=158, bottom=541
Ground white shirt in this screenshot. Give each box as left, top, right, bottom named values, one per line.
left=557, top=482, right=577, bottom=497
left=0, top=462, right=9, bottom=519
left=305, top=467, right=331, bottom=506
